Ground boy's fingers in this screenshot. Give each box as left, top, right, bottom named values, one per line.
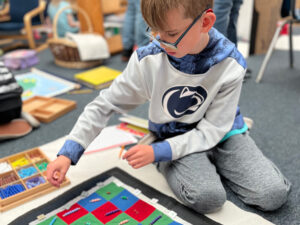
left=57, top=170, right=66, bottom=184
left=132, top=161, right=145, bottom=169
left=53, top=171, right=60, bottom=180
left=47, top=171, right=60, bottom=187
left=123, top=147, right=137, bottom=159
left=46, top=167, right=55, bottom=183
left=128, top=158, right=142, bottom=167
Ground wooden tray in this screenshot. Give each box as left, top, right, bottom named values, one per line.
left=23, top=96, right=76, bottom=123
left=0, top=148, right=70, bottom=212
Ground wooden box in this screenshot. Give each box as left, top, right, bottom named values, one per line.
left=23, top=96, right=76, bottom=123
left=0, top=148, right=70, bottom=212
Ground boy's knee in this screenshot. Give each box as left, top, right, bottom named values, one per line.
left=249, top=182, right=289, bottom=211
left=180, top=186, right=226, bottom=214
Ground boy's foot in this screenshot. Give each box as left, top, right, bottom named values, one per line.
left=121, top=49, right=133, bottom=62
left=243, top=117, right=254, bottom=130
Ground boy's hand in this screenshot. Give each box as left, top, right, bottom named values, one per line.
left=123, top=145, right=155, bottom=169
left=46, top=155, right=71, bottom=188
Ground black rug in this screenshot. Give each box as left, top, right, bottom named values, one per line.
left=9, top=167, right=221, bottom=225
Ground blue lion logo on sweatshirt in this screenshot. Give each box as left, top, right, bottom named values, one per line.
left=162, top=86, right=207, bottom=118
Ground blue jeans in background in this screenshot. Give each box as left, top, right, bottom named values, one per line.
left=122, top=0, right=149, bottom=51
left=213, top=0, right=244, bottom=45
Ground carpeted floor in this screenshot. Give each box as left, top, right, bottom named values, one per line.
left=0, top=46, right=299, bottom=225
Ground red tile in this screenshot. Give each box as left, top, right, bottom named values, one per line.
left=57, top=203, right=88, bottom=224
left=125, top=200, right=155, bottom=222
left=92, top=201, right=121, bottom=224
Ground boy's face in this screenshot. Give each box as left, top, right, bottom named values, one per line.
left=155, top=6, right=212, bottom=58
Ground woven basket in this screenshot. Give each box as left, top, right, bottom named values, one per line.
left=48, top=5, right=103, bottom=69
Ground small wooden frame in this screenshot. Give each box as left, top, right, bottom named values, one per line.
left=0, top=148, right=70, bottom=212
left=22, top=96, right=76, bottom=123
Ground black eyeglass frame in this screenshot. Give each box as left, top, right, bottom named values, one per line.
left=146, top=8, right=213, bottom=50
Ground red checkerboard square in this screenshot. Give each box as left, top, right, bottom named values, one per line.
left=92, top=201, right=122, bottom=224
left=125, top=200, right=155, bottom=222
left=57, top=203, right=88, bottom=224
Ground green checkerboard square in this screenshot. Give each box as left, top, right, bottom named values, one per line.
left=37, top=216, right=67, bottom=225
left=141, top=209, right=173, bottom=225
left=106, top=212, right=139, bottom=225
left=70, top=213, right=104, bottom=225
left=96, top=182, right=124, bottom=200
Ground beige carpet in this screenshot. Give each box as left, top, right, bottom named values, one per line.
left=1, top=136, right=274, bottom=225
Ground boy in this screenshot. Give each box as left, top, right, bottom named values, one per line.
left=47, top=0, right=290, bottom=214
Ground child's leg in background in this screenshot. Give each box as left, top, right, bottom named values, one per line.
left=227, top=0, right=243, bottom=45
left=133, top=0, right=149, bottom=48
left=213, top=132, right=291, bottom=211
left=157, top=151, right=226, bottom=214
left=213, top=0, right=233, bottom=38
left=122, top=0, right=136, bottom=56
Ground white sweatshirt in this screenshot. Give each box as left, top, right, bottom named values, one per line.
left=59, top=28, right=247, bottom=164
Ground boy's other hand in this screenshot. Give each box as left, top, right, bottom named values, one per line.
left=123, top=145, right=154, bottom=169
left=46, top=155, right=71, bottom=188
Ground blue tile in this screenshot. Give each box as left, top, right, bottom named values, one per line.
left=78, top=192, right=107, bottom=212
left=110, top=189, right=139, bottom=211
left=169, top=221, right=183, bottom=225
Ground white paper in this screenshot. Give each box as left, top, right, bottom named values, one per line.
left=84, top=126, right=138, bottom=154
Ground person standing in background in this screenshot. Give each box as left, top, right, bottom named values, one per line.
left=213, top=0, right=243, bottom=45
left=121, top=0, right=149, bottom=61
left=47, top=0, right=80, bottom=38
left=214, top=0, right=251, bottom=77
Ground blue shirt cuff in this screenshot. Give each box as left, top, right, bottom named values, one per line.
left=151, top=141, right=172, bottom=162
left=57, top=140, right=85, bottom=165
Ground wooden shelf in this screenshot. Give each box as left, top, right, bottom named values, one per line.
left=77, top=0, right=127, bottom=54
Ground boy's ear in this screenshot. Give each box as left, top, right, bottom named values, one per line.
left=201, top=12, right=216, bottom=33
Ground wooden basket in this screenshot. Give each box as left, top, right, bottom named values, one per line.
left=48, top=5, right=103, bottom=69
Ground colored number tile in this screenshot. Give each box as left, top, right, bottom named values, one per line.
left=110, top=189, right=139, bottom=211
left=95, top=182, right=124, bottom=201
left=125, top=200, right=155, bottom=222
left=57, top=203, right=89, bottom=224
left=92, top=201, right=122, bottom=224
left=70, top=213, right=104, bottom=225
left=78, top=192, right=107, bottom=212
left=37, top=216, right=67, bottom=225
left=106, top=212, right=139, bottom=225
left=141, top=209, right=173, bottom=225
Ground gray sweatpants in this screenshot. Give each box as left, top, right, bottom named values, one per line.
left=157, top=132, right=291, bottom=214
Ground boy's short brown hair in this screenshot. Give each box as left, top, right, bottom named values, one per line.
left=141, top=0, right=213, bottom=31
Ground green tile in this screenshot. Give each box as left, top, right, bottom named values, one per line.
left=141, top=209, right=173, bottom=225
left=106, top=213, right=139, bottom=225
left=70, top=213, right=104, bottom=225
left=96, top=182, right=124, bottom=200
left=37, top=216, right=67, bottom=225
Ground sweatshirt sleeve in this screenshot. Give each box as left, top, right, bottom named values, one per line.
left=57, top=140, right=84, bottom=165
left=163, top=69, right=245, bottom=161
left=61, top=52, right=149, bottom=163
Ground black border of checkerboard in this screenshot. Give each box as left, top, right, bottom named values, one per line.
left=9, top=167, right=221, bottom=225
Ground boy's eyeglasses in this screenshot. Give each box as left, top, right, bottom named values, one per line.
left=146, top=8, right=213, bottom=50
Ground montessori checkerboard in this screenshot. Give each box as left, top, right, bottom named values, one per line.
left=30, top=177, right=190, bottom=225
